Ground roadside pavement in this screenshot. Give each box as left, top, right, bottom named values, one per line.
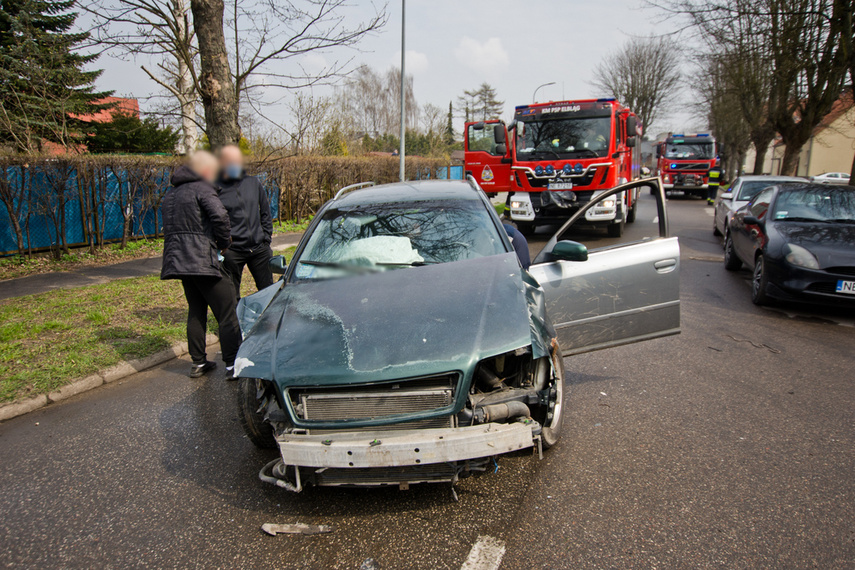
left=0, top=232, right=303, bottom=301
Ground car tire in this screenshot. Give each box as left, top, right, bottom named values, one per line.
left=607, top=216, right=625, bottom=237
left=724, top=233, right=742, bottom=271
left=751, top=255, right=771, bottom=306
left=713, top=219, right=722, bottom=236
left=540, top=349, right=567, bottom=450
left=237, top=377, right=278, bottom=449
left=517, top=222, right=535, bottom=236
left=627, top=197, right=637, bottom=223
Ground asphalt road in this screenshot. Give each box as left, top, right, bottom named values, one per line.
left=1, top=193, right=854, bottom=569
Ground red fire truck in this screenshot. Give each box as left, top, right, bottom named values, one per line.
left=464, top=98, right=641, bottom=236
left=655, top=133, right=717, bottom=198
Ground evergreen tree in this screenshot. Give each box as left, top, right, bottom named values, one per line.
left=445, top=101, right=454, bottom=145
left=0, top=0, right=111, bottom=153
left=456, top=83, right=503, bottom=122
left=87, top=112, right=179, bottom=154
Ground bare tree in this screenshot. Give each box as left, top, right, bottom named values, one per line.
left=336, top=65, right=418, bottom=137
left=84, top=0, right=200, bottom=154
left=285, top=92, right=332, bottom=154
left=651, top=0, right=851, bottom=175
left=590, top=36, right=681, bottom=135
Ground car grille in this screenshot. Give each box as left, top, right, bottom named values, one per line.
left=825, top=266, right=855, bottom=277
left=806, top=282, right=839, bottom=294
left=295, top=375, right=457, bottom=433
left=670, top=162, right=709, bottom=171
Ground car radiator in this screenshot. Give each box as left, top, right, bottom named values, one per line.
left=301, top=384, right=455, bottom=433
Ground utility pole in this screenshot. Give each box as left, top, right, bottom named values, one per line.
left=398, top=0, right=406, bottom=181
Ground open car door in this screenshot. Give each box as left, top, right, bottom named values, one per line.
left=464, top=120, right=512, bottom=193
left=528, top=178, right=680, bottom=356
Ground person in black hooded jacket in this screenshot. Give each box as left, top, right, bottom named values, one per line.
left=217, top=144, right=273, bottom=300
left=161, top=151, right=242, bottom=379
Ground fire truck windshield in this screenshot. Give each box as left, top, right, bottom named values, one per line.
left=516, top=116, right=612, bottom=160
left=665, top=142, right=715, bottom=160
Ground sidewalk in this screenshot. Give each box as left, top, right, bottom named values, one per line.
left=0, top=232, right=303, bottom=301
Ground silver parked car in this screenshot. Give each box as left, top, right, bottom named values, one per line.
left=810, top=172, right=851, bottom=185
left=714, top=175, right=805, bottom=237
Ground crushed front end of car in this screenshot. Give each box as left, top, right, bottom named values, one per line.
left=234, top=253, right=565, bottom=491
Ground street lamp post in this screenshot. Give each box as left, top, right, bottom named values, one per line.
left=399, top=0, right=406, bottom=181
left=532, top=82, right=556, bottom=103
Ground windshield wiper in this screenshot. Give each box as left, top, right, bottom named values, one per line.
left=825, top=218, right=855, bottom=223
left=571, top=148, right=599, bottom=158
left=776, top=216, right=825, bottom=222
left=376, top=260, right=437, bottom=267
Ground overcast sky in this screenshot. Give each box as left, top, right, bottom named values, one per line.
left=89, top=0, right=702, bottom=136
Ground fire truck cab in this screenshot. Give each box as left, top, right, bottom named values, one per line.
left=464, top=99, right=641, bottom=237
left=656, top=133, right=717, bottom=198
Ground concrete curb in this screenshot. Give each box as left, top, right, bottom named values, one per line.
left=0, top=333, right=220, bottom=423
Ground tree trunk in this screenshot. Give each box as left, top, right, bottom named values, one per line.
left=191, top=0, right=239, bottom=151
left=779, top=141, right=803, bottom=176
left=175, top=0, right=198, bottom=155
left=750, top=133, right=774, bottom=175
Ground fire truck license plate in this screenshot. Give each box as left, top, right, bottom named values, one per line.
left=548, top=182, right=573, bottom=190
left=836, top=280, right=855, bottom=295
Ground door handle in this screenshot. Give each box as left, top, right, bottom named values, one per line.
left=654, top=259, right=677, bottom=273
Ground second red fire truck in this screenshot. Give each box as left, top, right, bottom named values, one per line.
left=655, top=133, right=718, bottom=198
left=464, top=98, right=641, bottom=236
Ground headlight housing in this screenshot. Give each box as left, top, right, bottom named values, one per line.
left=783, top=243, right=819, bottom=269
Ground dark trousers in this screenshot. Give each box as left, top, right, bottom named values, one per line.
left=181, top=276, right=242, bottom=366
left=222, top=245, right=273, bottom=300
left=708, top=184, right=720, bottom=201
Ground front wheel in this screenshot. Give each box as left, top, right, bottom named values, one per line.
left=237, top=377, right=278, bottom=449
left=607, top=217, right=625, bottom=238
left=516, top=222, right=535, bottom=236
left=540, top=348, right=567, bottom=449
left=724, top=234, right=742, bottom=271
left=627, top=197, right=637, bottom=223
left=751, top=255, right=771, bottom=305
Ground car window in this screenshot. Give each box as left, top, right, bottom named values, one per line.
left=468, top=124, right=502, bottom=155
left=292, top=199, right=507, bottom=280
left=737, top=181, right=774, bottom=201
left=772, top=186, right=855, bottom=222
left=749, top=189, right=774, bottom=218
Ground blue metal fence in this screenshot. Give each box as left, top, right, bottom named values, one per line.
left=0, top=165, right=280, bottom=256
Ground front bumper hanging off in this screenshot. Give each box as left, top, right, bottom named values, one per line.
left=259, top=422, right=538, bottom=491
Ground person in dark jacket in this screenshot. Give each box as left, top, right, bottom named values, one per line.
left=503, top=222, right=531, bottom=269
left=217, top=145, right=273, bottom=300
left=161, top=151, right=242, bottom=379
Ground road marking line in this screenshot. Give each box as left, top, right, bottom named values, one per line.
left=461, top=535, right=506, bottom=570
left=652, top=215, right=659, bottom=224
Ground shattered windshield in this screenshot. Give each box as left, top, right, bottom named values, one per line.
left=292, top=200, right=506, bottom=280
left=665, top=142, right=715, bottom=159
left=516, top=116, right=612, bottom=159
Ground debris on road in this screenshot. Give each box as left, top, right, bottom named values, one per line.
left=260, top=523, right=334, bottom=536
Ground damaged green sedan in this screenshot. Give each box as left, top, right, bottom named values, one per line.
left=233, top=178, right=679, bottom=491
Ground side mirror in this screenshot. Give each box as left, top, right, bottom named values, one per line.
left=743, top=215, right=761, bottom=226
left=551, top=240, right=588, bottom=262
left=719, top=192, right=733, bottom=200
left=495, top=143, right=507, bottom=155
left=626, top=137, right=636, bottom=148
left=268, top=255, right=287, bottom=274
left=655, top=147, right=662, bottom=158
left=626, top=116, right=638, bottom=137
left=493, top=127, right=506, bottom=144
left=507, top=120, right=517, bottom=132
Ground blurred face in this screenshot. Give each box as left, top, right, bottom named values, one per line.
left=220, top=145, right=244, bottom=180
left=190, top=151, right=219, bottom=183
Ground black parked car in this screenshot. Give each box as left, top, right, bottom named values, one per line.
left=724, top=182, right=855, bottom=305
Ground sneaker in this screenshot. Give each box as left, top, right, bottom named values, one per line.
left=190, top=361, right=217, bottom=378
left=225, top=365, right=236, bottom=381
left=707, top=199, right=715, bottom=206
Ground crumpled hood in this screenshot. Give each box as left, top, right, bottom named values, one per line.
left=170, top=164, right=202, bottom=187
left=773, top=221, right=855, bottom=268
left=235, top=253, right=535, bottom=387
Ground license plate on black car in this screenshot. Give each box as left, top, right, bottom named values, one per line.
left=836, top=280, right=855, bottom=295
